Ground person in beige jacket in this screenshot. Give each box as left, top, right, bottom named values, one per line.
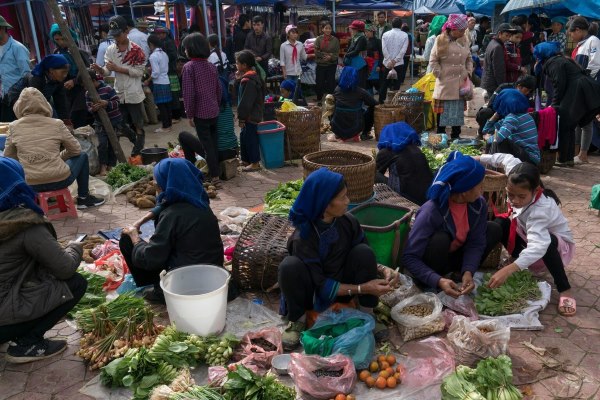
left=4, top=87, right=105, bottom=209
left=429, top=14, right=473, bottom=139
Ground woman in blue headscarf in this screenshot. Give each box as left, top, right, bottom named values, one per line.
left=481, top=88, right=540, bottom=165
left=329, top=66, right=378, bottom=142
left=402, top=152, right=502, bottom=298
left=5, top=54, right=71, bottom=122
left=278, top=167, right=399, bottom=350
left=0, top=157, right=87, bottom=364
left=375, top=122, right=433, bottom=205
left=49, top=23, right=92, bottom=129
left=119, top=158, right=224, bottom=302
left=534, top=42, right=600, bottom=165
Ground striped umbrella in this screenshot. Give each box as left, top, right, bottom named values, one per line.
left=501, top=0, right=563, bottom=14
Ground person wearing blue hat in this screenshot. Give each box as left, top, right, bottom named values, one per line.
left=481, top=88, right=540, bottom=165
left=402, top=152, right=502, bottom=298
left=279, top=78, right=306, bottom=106
left=119, top=158, right=224, bottom=303
left=548, top=16, right=568, bottom=53
left=278, top=167, right=399, bottom=350
left=375, top=122, right=433, bottom=205
left=0, top=157, right=87, bottom=364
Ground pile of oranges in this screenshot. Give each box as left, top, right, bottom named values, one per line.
left=358, top=354, right=404, bottom=390
left=329, top=394, right=356, bottom=400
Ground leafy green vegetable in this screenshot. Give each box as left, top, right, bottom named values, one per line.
left=75, top=293, right=147, bottom=333
left=264, top=179, right=303, bottom=216
left=169, top=386, right=225, bottom=400
left=474, top=270, right=542, bottom=316
left=421, top=145, right=483, bottom=172
left=224, top=365, right=296, bottom=400
left=106, top=163, right=149, bottom=189
left=67, top=271, right=106, bottom=318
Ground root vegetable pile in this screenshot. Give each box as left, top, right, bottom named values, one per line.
left=80, top=236, right=106, bottom=263
left=124, top=177, right=158, bottom=209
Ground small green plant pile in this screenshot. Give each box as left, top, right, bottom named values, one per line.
left=421, top=144, right=483, bottom=172
left=264, top=179, right=303, bottom=216
left=223, top=365, right=296, bottom=400
left=106, top=163, right=149, bottom=188
left=475, top=270, right=542, bottom=316
left=67, top=271, right=106, bottom=318
left=441, top=355, right=523, bottom=400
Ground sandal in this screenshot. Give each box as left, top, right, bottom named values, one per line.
left=558, top=296, right=577, bottom=317
left=242, top=164, right=261, bottom=172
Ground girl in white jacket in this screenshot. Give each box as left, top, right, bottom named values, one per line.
left=479, top=153, right=576, bottom=316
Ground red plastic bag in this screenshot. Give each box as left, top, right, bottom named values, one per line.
left=288, top=353, right=356, bottom=399
left=235, top=328, right=283, bottom=371
left=91, top=250, right=129, bottom=291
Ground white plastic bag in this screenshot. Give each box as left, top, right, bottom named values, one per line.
left=387, top=68, right=398, bottom=80
left=73, top=126, right=100, bottom=176
left=219, top=207, right=252, bottom=225
left=447, top=316, right=510, bottom=367
left=379, top=273, right=420, bottom=308
left=391, top=293, right=445, bottom=341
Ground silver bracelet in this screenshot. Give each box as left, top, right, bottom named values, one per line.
left=358, top=285, right=362, bottom=295
left=347, top=289, right=352, bottom=297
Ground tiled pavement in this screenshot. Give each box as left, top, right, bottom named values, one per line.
left=2, top=113, right=600, bottom=399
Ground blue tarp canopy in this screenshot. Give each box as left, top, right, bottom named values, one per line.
left=464, top=0, right=600, bottom=19
left=336, top=1, right=406, bottom=10
left=401, top=0, right=464, bottom=15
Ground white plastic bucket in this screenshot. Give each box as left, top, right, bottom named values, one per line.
left=159, top=264, right=230, bottom=336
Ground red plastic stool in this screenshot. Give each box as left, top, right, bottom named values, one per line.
left=36, top=188, right=78, bottom=221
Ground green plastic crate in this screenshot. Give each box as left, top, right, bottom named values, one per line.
left=349, top=203, right=413, bottom=269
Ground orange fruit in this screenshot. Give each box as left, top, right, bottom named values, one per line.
left=377, top=355, right=387, bottom=363
left=393, top=372, right=401, bottom=381
left=369, top=361, right=379, bottom=373
left=396, top=364, right=405, bottom=374
left=387, top=376, right=397, bottom=388
left=335, top=394, right=346, bottom=400
left=359, top=370, right=370, bottom=382
left=380, top=361, right=390, bottom=370
left=386, top=355, right=396, bottom=366
left=385, top=367, right=394, bottom=376
left=366, top=376, right=376, bottom=388
left=379, top=370, right=390, bottom=379
left=375, top=376, right=387, bottom=389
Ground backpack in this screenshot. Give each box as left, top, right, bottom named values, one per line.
left=212, top=48, right=231, bottom=80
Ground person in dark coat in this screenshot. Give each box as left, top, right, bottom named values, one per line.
left=119, top=158, right=224, bottom=302
left=278, top=167, right=399, bottom=349
left=0, top=157, right=86, bottom=364
left=402, top=152, right=502, bottom=297
left=534, top=42, right=600, bottom=165
left=375, top=122, right=433, bottom=205
left=233, top=15, right=252, bottom=53
left=345, top=20, right=368, bottom=89
left=365, top=24, right=383, bottom=95
left=481, top=23, right=516, bottom=97
left=330, top=66, right=377, bottom=142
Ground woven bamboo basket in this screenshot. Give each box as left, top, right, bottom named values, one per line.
left=374, top=105, right=405, bottom=141
left=384, top=90, right=400, bottom=105
left=391, top=91, right=425, bottom=133
left=303, top=150, right=376, bottom=203
left=539, top=149, right=556, bottom=174
left=373, top=183, right=420, bottom=211
left=232, top=213, right=295, bottom=291
left=276, top=107, right=322, bottom=160
left=482, top=169, right=508, bottom=221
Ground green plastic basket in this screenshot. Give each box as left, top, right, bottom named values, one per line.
left=349, top=203, right=413, bottom=269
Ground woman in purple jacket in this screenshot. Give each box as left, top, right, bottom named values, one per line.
left=402, top=152, right=502, bottom=298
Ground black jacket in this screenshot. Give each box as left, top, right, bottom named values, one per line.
left=237, top=71, right=264, bottom=124
left=162, top=36, right=179, bottom=74
left=234, top=27, right=252, bottom=53
left=132, top=202, right=224, bottom=271
left=7, top=73, right=69, bottom=120
left=366, top=37, right=382, bottom=59
left=481, top=38, right=507, bottom=94
left=346, top=35, right=367, bottom=60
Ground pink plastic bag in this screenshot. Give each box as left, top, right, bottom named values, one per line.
left=289, top=353, right=356, bottom=399
left=234, top=328, right=283, bottom=372
left=401, top=337, right=455, bottom=391
left=91, top=239, right=120, bottom=260
left=437, top=292, right=479, bottom=320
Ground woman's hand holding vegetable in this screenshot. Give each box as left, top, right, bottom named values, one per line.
left=122, top=225, right=141, bottom=245
left=439, top=278, right=461, bottom=298
left=460, top=271, right=474, bottom=295
left=362, top=279, right=393, bottom=296
left=379, top=265, right=399, bottom=287
left=488, top=263, right=520, bottom=289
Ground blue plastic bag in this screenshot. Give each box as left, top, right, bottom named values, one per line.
left=301, top=308, right=375, bottom=370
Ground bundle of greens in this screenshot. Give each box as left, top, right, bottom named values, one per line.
left=475, top=271, right=542, bottom=316
left=263, top=179, right=303, bottom=216
left=75, top=293, right=147, bottom=333
left=223, top=365, right=296, bottom=400
left=106, top=163, right=149, bottom=189
left=421, top=145, right=483, bottom=172
left=168, top=386, right=225, bottom=400
left=441, top=355, right=522, bottom=400
left=67, top=271, right=106, bottom=318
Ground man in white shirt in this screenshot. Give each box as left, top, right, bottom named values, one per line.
left=91, top=15, right=146, bottom=158
left=379, top=17, right=409, bottom=104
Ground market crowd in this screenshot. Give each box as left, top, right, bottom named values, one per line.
left=0, top=8, right=599, bottom=366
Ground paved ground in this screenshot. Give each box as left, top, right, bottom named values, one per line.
left=1, top=90, right=600, bottom=399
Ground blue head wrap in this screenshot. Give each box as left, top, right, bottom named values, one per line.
left=50, top=24, right=80, bottom=78
left=427, top=151, right=485, bottom=209
left=338, top=66, right=358, bottom=91
left=0, top=157, right=44, bottom=215
left=281, top=79, right=296, bottom=95
left=551, top=16, right=568, bottom=29
left=493, top=89, right=530, bottom=117
left=154, top=158, right=209, bottom=210
left=289, top=167, right=344, bottom=239
left=49, top=23, right=79, bottom=45
left=533, top=42, right=560, bottom=75
left=32, top=54, right=70, bottom=77
left=377, top=122, right=421, bottom=153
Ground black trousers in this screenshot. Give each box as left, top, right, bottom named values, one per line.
left=278, top=243, right=378, bottom=322
left=558, top=123, right=575, bottom=163
left=437, top=112, right=461, bottom=139
left=157, top=103, right=172, bottom=129
left=0, top=99, right=16, bottom=122
left=363, top=106, right=375, bottom=137
left=193, top=117, right=220, bottom=179
left=379, top=65, right=405, bottom=104
left=119, top=235, right=160, bottom=287
left=493, top=217, right=571, bottom=292
left=0, top=273, right=87, bottom=345
left=418, top=221, right=503, bottom=288
left=179, top=131, right=238, bottom=165
left=316, top=64, right=337, bottom=101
